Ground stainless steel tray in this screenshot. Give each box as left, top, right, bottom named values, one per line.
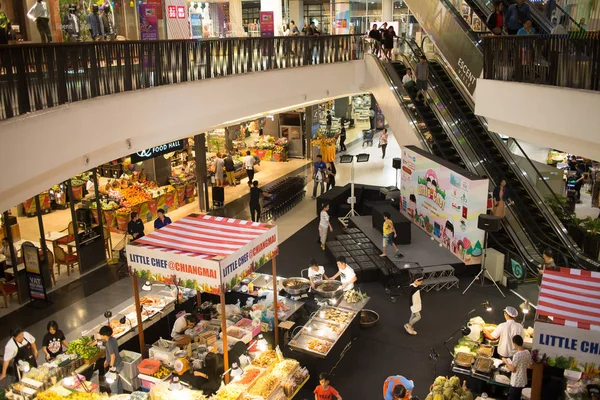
left=303, top=319, right=344, bottom=341
left=314, top=306, right=356, bottom=326
left=288, top=331, right=335, bottom=358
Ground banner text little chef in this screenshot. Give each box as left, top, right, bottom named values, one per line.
left=129, top=253, right=217, bottom=279
left=223, top=234, right=277, bottom=277
left=539, top=333, right=600, bottom=355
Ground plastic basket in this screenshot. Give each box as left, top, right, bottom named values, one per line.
left=137, top=359, right=161, bottom=375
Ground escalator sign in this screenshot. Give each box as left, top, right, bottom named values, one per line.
left=511, top=259, right=523, bottom=279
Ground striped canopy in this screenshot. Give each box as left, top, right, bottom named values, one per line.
left=537, top=267, right=600, bottom=330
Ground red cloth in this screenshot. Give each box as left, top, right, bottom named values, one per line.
left=314, top=385, right=340, bottom=400
left=496, top=12, right=503, bottom=28
left=66, top=254, right=78, bottom=262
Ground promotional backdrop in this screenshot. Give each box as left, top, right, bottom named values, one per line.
left=400, top=146, right=488, bottom=265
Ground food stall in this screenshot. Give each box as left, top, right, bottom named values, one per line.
left=127, top=213, right=281, bottom=387
left=531, top=267, right=600, bottom=400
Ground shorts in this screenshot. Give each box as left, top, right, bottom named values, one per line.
left=416, top=79, right=428, bottom=91
left=383, top=233, right=394, bottom=247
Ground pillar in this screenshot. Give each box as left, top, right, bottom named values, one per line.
left=289, top=0, right=303, bottom=29
left=261, top=0, right=283, bottom=35
left=382, top=0, right=392, bottom=21
left=228, top=0, right=244, bottom=36
left=49, top=0, right=63, bottom=42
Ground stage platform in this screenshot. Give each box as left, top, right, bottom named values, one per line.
left=349, top=215, right=461, bottom=268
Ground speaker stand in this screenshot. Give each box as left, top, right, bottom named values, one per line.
left=462, top=231, right=505, bottom=298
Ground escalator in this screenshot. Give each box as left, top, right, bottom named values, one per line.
left=499, top=0, right=583, bottom=34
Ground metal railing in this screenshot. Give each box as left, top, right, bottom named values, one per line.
left=0, top=35, right=364, bottom=120
left=482, top=35, right=600, bottom=92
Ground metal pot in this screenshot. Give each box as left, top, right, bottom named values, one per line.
left=314, top=281, right=343, bottom=298
left=360, top=309, right=379, bottom=329
left=282, top=277, right=311, bottom=295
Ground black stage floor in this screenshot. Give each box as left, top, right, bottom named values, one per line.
left=349, top=215, right=461, bottom=267
left=259, top=217, right=530, bottom=399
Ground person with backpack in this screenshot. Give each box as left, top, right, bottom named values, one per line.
left=505, top=0, right=531, bottom=35
left=383, top=375, right=414, bottom=400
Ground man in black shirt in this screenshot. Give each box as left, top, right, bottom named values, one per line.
left=368, top=24, right=381, bottom=56
left=127, top=212, right=145, bottom=241
left=249, top=181, right=270, bottom=222
left=326, top=111, right=332, bottom=134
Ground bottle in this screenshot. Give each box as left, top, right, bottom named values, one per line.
left=462, top=380, right=467, bottom=392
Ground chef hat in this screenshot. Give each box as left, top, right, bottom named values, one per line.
left=504, top=306, right=518, bottom=318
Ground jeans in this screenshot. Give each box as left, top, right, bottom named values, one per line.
left=507, top=386, right=523, bottom=400
left=36, top=18, right=52, bottom=43
left=381, top=143, right=388, bottom=158
left=408, top=312, right=421, bottom=326
left=313, top=180, right=324, bottom=198
left=339, top=136, right=346, bottom=151
left=249, top=204, right=261, bottom=222
left=108, top=375, right=123, bottom=394
left=246, top=168, right=254, bottom=185
left=226, top=170, right=235, bottom=185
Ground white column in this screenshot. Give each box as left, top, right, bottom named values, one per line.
left=261, top=0, right=284, bottom=34
left=289, top=0, right=304, bottom=29
left=229, top=0, right=244, bottom=36
left=382, top=0, right=393, bottom=21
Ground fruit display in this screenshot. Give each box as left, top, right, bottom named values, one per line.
left=251, top=350, right=278, bottom=368
left=270, top=359, right=299, bottom=380
left=67, top=337, right=101, bottom=360
left=214, top=383, right=245, bottom=400
left=120, top=186, right=152, bottom=207
left=426, top=376, right=474, bottom=400
left=343, top=289, right=368, bottom=304
left=153, top=365, right=171, bottom=379
left=248, top=374, right=280, bottom=398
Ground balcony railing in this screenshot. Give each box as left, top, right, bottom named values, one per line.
left=482, top=35, right=600, bottom=92
left=0, top=35, right=365, bottom=121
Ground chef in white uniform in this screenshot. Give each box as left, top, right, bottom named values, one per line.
left=308, top=258, right=327, bottom=289
left=328, top=256, right=357, bottom=291
left=492, top=306, right=524, bottom=358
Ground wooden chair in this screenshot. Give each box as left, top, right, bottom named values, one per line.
left=0, top=279, right=18, bottom=308
left=46, top=251, right=55, bottom=286
left=53, top=245, right=78, bottom=276
left=104, top=226, right=112, bottom=259
left=57, top=222, right=76, bottom=245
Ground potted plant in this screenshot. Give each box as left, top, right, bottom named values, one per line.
left=545, top=194, right=570, bottom=225
left=567, top=215, right=586, bottom=248
left=582, top=217, right=600, bottom=260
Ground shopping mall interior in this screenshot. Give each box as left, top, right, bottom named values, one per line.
left=1, top=0, right=600, bottom=399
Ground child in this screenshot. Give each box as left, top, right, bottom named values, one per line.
left=404, top=274, right=424, bottom=336
left=308, top=258, right=327, bottom=289
left=314, top=372, right=342, bottom=400
left=381, top=212, right=402, bottom=258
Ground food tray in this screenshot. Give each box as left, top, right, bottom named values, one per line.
left=251, top=274, right=281, bottom=290
left=477, top=344, right=494, bottom=358
left=289, top=331, right=335, bottom=358
left=454, top=352, right=475, bottom=368
left=268, top=359, right=299, bottom=381
left=248, top=374, right=281, bottom=399
left=138, top=359, right=161, bottom=375
left=303, top=319, right=344, bottom=341
left=226, top=326, right=253, bottom=344
left=251, top=350, right=278, bottom=368
left=315, top=306, right=355, bottom=326
left=474, top=357, right=494, bottom=374
left=233, top=367, right=264, bottom=388
left=235, top=318, right=261, bottom=338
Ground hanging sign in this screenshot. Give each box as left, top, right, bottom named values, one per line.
left=131, top=140, right=185, bottom=162
left=22, top=245, right=48, bottom=301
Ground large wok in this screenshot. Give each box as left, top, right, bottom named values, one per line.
left=281, top=277, right=311, bottom=295
left=314, top=280, right=343, bottom=298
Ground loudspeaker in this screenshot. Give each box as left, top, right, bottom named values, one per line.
left=392, top=158, right=402, bottom=170
left=478, top=214, right=502, bottom=232
left=212, top=186, right=224, bottom=205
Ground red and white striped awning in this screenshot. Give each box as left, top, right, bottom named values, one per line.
left=135, top=214, right=271, bottom=258
left=537, top=267, right=600, bottom=331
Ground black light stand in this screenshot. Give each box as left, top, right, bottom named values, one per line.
left=443, top=301, right=493, bottom=356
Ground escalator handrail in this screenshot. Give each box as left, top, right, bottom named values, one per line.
left=402, top=39, right=571, bottom=261
left=437, top=0, right=486, bottom=47
left=399, top=40, right=546, bottom=269
left=550, top=2, right=584, bottom=32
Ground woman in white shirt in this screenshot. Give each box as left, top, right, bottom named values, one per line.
left=308, top=258, right=327, bottom=289
left=329, top=256, right=357, bottom=291
left=319, top=203, right=333, bottom=250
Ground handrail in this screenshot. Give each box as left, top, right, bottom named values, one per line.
left=0, top=35, right=365, bottom=121
left=482, top=35, right=600, bottom=92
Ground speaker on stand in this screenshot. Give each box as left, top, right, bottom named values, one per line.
left=462, top=214, right=505, bottom=297
left=212, top=186, right=225, bottom=211
left=392, top=158, right=401, bottom=188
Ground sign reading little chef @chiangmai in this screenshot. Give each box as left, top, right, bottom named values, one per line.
left=126, top=214, right=278, bottom=294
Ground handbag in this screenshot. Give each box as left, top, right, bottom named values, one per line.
left=405, top=80, right=416, bottom=88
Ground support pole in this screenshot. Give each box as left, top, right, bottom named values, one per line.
left=91, top=169, right=108, bottom=261
left=220, top=287, right=230, bottom=384
left=3, top=211, right=24, bottom=303
left=530, top=363, right=542, bottom=400
left=272, top=257, right=279, bottom=348
left=132, top=275, right=146, bottom=357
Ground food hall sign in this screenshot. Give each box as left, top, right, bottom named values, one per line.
left=131, top=140, right=184, bottom=162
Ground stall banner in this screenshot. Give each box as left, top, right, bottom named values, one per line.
left=260, top=11, right=274, bottom=37
left=22, top=245, right=47, bottom=301
left=533, top=321, right=600, bottom=366
left=139, top=4, right=159, bottom=41
left=221, top=227, right=279, bottom=289
left=127, top=245, right=222, bottom=294
left=399, top=146, right=488, bottom=265
left=334, top=3, right=350, bottom=34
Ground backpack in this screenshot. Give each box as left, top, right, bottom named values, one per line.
left=383, top=376, right=408, bottom=400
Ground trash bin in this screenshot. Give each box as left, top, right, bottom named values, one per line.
left=120, top=350, right=142, bottom=392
